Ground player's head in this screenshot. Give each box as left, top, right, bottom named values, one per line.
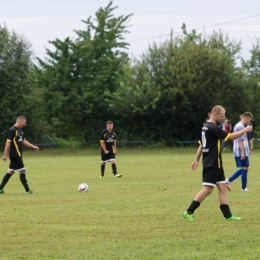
left=16, top=115, right=27, bottom=128
left=106, top=120, right=113, bottom=132
left=241, top=112, right=253, bottom=125
left=211, top=105, right=226, bottom=124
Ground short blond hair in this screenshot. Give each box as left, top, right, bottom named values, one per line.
left=211, top=105, right=225, bottom=115
left=17, top=115, right=26, bottom=121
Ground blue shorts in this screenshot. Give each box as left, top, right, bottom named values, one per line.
left=235, top=156, right=249, bottom=168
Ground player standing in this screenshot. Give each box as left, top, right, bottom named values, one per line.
left=100, top=121, right=122, bottom=178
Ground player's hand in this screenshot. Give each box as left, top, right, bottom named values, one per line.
left=245, top=125, right=253, bottom=132
left=32, top=145, right=39, bottom=151
left=190, top=160, right=199, bottom=171
left=104, top=150, right=109, bottom=154
left=2, top=155, right=7, bottom=162
left=240, top=154, right=245, bottom=160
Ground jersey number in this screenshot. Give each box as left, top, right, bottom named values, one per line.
left=202, top=131, right=206, bottom=148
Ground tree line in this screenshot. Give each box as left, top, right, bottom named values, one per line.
left=1, top=1, right=260, bottom=147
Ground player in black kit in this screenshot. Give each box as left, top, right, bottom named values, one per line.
left=183, top=106, right=252, bottom=221
left=100, top=121, right=122, bottom=178
left=0, top=116, right=39, bottom=194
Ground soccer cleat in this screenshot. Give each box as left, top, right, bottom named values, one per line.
left=100, top=176, right=104, bottom=178
left=26, top=190, right=34, bottom=194
left=226, top=179, right=232, bottom=191
left=0, top=190, right=4, bottom=194
left=250, top=147, right=254, bottom=150
left=183, top=211, right=195, bottom=222
left=241, top=188, right=250, bottom=192
left=114, top=174, right=122, bottom=178
left=224, top=215, right=242, bottom=220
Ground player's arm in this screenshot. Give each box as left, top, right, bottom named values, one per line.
left=22, top=140, right=39, bottom=150
left=2, top=141, right=11, bottom=162
left=229, top=125, right=252, bottom=140
left=238, top=140, right=245, bottom=160
left=100, top=140, right=109, bottom=154
left=190, top=144, right=202, bottom=171
left=113, top=141, right=117, bottom=154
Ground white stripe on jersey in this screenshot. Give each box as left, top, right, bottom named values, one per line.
left=233, top=121, right=250, bottom=157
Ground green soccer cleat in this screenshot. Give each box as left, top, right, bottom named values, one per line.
left=224, top=215, right=242, bottom=220
left=26, top=190, right=34, bottom=194
left=183, top=211, right=195, bottom=222
left=114, top=174, right=122, bottom=178
left=0, top=190, right=4, bottom=194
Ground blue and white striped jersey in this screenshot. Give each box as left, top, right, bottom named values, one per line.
left=233, top=121, right=250, bottom=157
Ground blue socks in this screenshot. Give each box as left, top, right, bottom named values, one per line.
left=228, top=169, right=242, bottom=182
left=241, top=169, right=248, bottom=190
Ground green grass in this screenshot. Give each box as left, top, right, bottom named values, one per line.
left=0, top=147, right=260, bottom=259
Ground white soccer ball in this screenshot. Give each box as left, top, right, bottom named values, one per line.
left=78, top=183, right=88, bottom=192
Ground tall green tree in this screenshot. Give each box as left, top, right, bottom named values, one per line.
left=35, top=1, right=132, bottom=144
left=0, top=24, right=33, bottom=145
left=110, top=26, right=248, bottom=144
left=241, top=38, right=260, bottom=125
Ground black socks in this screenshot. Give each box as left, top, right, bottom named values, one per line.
left=0, top=173, right=12, bottom=190
left=20, top=173, right=30, bottom=192
left=220, top=204, right=232, bottom=219
left=112, top=164, right=117, bottom=175
left=101, top=165, right=105, bottom=177
left=187, top=200, right=201, bottom=214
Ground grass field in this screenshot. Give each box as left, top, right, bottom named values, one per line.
left=0, top=147, right=260, bottom=260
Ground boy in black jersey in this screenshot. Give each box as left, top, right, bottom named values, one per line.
left=0, top=116, right=39, bottom=194
left=100, top=121, right=121, bottom=178
left=183, top=106, right=252, bottom=221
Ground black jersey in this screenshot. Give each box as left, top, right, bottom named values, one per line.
left=201, top=122, right=230, bottom=168
left=7, top=126, right=25, bottom=157
left=100, top=129, right=116, bottom=152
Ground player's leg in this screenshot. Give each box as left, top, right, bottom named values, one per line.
left=0, top=157, right=16, bottom=193
left=12, top=156, right=33, bottom=194
left=100, top=150, right=107, bottom=178
left=217, top=169, right=241, bottom=220
left=249, top=139, right=254, bottom=149
left=111, top=160, right=121, bottom=178
left=241, top=166, right=249, bottom=191
left=0, top=171, right=14, bottom=194
left=229, top=139, right=233, bottom=152
left=226, top=168, right=242, bottom=183
left=101, top=162, right=106, bottom=178
left=108, top=152, right=121, bottom=178
left=237, top=157, right=250, bottom=191
left=183, top=168, right=215, bottom=221
left=19, top=169, right=33, bottom=194
left=226, top=157, right=243, bottom=191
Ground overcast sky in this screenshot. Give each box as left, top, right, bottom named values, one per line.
left=1, top=0, right=260, bottom=62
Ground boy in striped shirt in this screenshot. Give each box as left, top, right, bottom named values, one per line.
left=226, top=112, right=253, bottom=191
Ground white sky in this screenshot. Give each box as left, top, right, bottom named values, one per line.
left=1, top=0, right=260, bottom=62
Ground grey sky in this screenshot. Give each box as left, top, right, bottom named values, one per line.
left=1, top=0, right=259, bottom=61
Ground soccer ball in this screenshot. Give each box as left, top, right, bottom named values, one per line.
left=78, top=183, right=88, bottom=192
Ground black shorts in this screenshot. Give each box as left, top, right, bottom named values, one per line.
left=9, top=156, right=25, bottom=171
left=202, top=167, right=226, bottom=186
left=101, top=150, right=115, bottom=163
